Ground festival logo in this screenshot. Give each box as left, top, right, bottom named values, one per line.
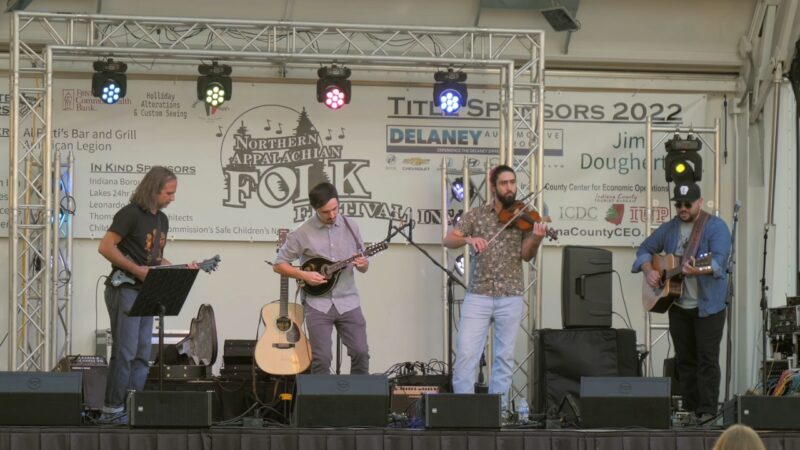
left=220, top=105, right=411, bottom=224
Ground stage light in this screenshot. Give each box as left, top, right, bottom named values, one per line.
left=451, top=177, right=475, bottom=203
left=317, top=66, right=351, bottom=110
left=433, top=69, right=467, bottom=115
left=197, top=62, right=232, bottom=107
left=454, top=255, right=465, bottom=276
left=664, top=134, right=703, bottom=183
left=452, top=211, right=463, bottom=227
left=91, top=59, right=127, bottom=105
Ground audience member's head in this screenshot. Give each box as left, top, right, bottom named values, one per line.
left=712, top=424, right=766, bottom=450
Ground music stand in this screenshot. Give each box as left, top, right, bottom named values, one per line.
left=127, top=266, right=200, bottom=391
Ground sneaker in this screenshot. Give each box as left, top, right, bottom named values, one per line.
left=697, top=413, right=718, bottom=427
left=678, top=412, right=698, bottom=427
left=97, top=411, right=128, bottom=425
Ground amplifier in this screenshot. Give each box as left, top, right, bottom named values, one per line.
left=580, top=377, right=671, bottom=429
left=423, top=393, right=501, bottom=429
left=148, top=364, right=211, bottom=380
left=723, top=395, right=800, bottom=430
left=391, top=385, right=440, bottom=418
left=769, top=305, right=800, bottom=334
left=223, top=339, right=256, bottom=365
left=294, top=374, right=389, bottom=427
left=55, top=355, right=108, bottom=411
left=128, top=391, right=212, bottom=427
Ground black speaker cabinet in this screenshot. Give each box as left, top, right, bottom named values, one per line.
left=423, top=393, right=501, bottom=428
left=293, top=374, right=389, bottom=427
left=580, top=377, right=671, bottom=429
left=723, top=395, right=800, bottom=430
left=532, top=328, right=638, bottom=421
left=128, top=391, right=212, bottom=427
left=0, top=371, right=83, bottom=426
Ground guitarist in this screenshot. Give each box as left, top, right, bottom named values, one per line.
left=273, top=182, right=370, bottom=375
left=96, top=166, right=197, bottom=424
left=632, top=182, right=731, bottom=426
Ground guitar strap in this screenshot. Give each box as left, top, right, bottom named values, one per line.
left=682, top=210, right=710, bottom=263
left=341, top=216, right=364, bottom=252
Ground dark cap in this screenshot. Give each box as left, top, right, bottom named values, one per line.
left=671, top=183, right=701, bottom=202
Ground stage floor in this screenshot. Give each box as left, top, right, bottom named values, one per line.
left=1, top=427, right=799, bottom=450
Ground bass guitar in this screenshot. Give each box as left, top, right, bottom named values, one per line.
left=300, top=241, right=388, bottom=296
left=642, top=252, right=712, bottom=313
left=255, top=229, right=312, bottom=375
left=110, top=255, right=220, bottom=287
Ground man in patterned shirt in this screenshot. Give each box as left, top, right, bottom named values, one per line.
left=443, top=164, right=548, bottom=410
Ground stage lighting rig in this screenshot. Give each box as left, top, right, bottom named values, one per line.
left=433, top=69, right=467, bottom=115
left=664, top=133, right=703, bottom=183
left=91, top=59, right=127, bottom=105
left=454, top=255, right=465, bottom=276
left=197, top=62, right=232, bottom=107
left=317, top=65, right=351, bottom=110
left=451, top=177, right=476, bottom=203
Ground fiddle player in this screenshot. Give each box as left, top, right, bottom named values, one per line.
left=443, top=164, right=547, bottom=412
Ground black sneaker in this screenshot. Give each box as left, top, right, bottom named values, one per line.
left=97, top=411, right=128, bottom=425
left=678, top=412, right=698, bottom=427
left=697, top=413, right=717, bottom=427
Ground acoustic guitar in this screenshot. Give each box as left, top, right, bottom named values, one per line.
left=109, top=255, right=220, bottom=287
left=254, top=229, right=312, bottom=375
left=299, top=241, right=388, bottom=296
left=642, top=253, right=712, bottom=313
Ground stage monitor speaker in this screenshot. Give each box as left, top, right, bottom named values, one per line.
left=561, top=246, right=612, bottom=328
left=422, top=393, right=501, bottom=428
left=580, top=376, right=671, bottom=429
left=532, top=328, right=638, bottom=422
left=293, top=374, right=389, bottom=427
left=0, top=371, right=83, bottom=426
left=128, top=391, right=212, bottom=427
left=723, top=395, right=800, bottom=430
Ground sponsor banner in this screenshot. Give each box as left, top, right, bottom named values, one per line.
left=0, top=82, right=705, bottom=245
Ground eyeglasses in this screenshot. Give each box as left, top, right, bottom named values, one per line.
left=674, top=201, right=693, bottom=210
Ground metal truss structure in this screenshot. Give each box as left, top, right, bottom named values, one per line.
left=8, top=12, right=544, bottom=392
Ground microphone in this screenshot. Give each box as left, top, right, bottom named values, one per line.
left=734, top=201, right=741, bottom=213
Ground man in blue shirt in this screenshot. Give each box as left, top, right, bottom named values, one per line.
left=632, top=182, right=731, bottom=425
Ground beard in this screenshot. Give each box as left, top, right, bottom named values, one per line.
left=497, top=190, right=517, bottom=208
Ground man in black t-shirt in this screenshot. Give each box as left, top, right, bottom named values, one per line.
left=97, top=166, right=195, bottom=424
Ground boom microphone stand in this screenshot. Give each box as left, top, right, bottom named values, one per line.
left=387, top=220, right=466, bottom=386
left=723, top=201, right=740, bottom=401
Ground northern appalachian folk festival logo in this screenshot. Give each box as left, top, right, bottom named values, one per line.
left=220, top=105, right=410, bottom=224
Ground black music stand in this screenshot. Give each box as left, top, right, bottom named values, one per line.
left=127, top=266, right=200, bottom=391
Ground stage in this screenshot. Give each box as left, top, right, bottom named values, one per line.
left=2, top=427, right=799, bottom=450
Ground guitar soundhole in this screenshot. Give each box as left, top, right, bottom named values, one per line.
left=276, top=317, right=291, bottom=332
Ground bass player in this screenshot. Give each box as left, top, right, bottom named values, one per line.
left=273, top=182, right=370, bottom=375
left=632, top=182, right=731, bottom=426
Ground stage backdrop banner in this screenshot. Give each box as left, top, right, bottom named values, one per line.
left=0, top=81, right=706, bottom=245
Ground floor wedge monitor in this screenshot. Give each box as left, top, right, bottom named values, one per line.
left=580, top=376, right=671, bottom=429
left=294, top=374, right=389, bottom=427
left=0, top=371, right=83, bottom=426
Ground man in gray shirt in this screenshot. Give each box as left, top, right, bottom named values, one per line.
left=273, top=182, right=370, bottom=374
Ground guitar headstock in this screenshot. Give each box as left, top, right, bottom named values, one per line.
left=277, top=228, right=289, bottom=250
left=199, top=255, right=221, bottom=273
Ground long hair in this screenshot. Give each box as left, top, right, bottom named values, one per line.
left=130, top=166, right=176, bottom=212
left=712, top=425, right=766, bottom=450
left=308, top=182, right=338, bottom=209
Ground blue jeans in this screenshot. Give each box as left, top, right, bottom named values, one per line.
left=452, top=293, right=524, bottom=409
left=104, top=286, right=153, bottom=411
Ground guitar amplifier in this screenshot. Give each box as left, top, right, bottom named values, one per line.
left=223, top=339, right=256, bottom=365
left=391, top=385, right=440, bottom=418
left=148, top=364, right=211, bottom=381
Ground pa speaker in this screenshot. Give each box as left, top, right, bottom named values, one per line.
left=294, top=374, right=389, bottom=427
left=723, top=395, right=800, bottom=430
left=128, top=391, right=212, bottom=427
left=580, top=377, right=671, bottom=429
left=0, top=371, right=83, bottom=425
left=423, top=393, right=501, bottom=428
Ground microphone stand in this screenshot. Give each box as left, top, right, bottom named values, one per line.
left=389, top=222, right=466, bottom=388
left=723, top=202, right=740, bottom=401
left=474, top=352, right=488, bottom=393
left=759, top=224, right=771, bottom=393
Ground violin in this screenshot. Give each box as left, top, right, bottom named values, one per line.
left=496, top=201, right=558, bottom=240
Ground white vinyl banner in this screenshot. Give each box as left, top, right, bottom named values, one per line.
left=0, top=81, right=706, bottom=246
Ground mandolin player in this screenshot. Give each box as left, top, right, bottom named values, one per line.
left=273, top=182, right=370, bottom=375
left=632, top=182, right=731, bottom=426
